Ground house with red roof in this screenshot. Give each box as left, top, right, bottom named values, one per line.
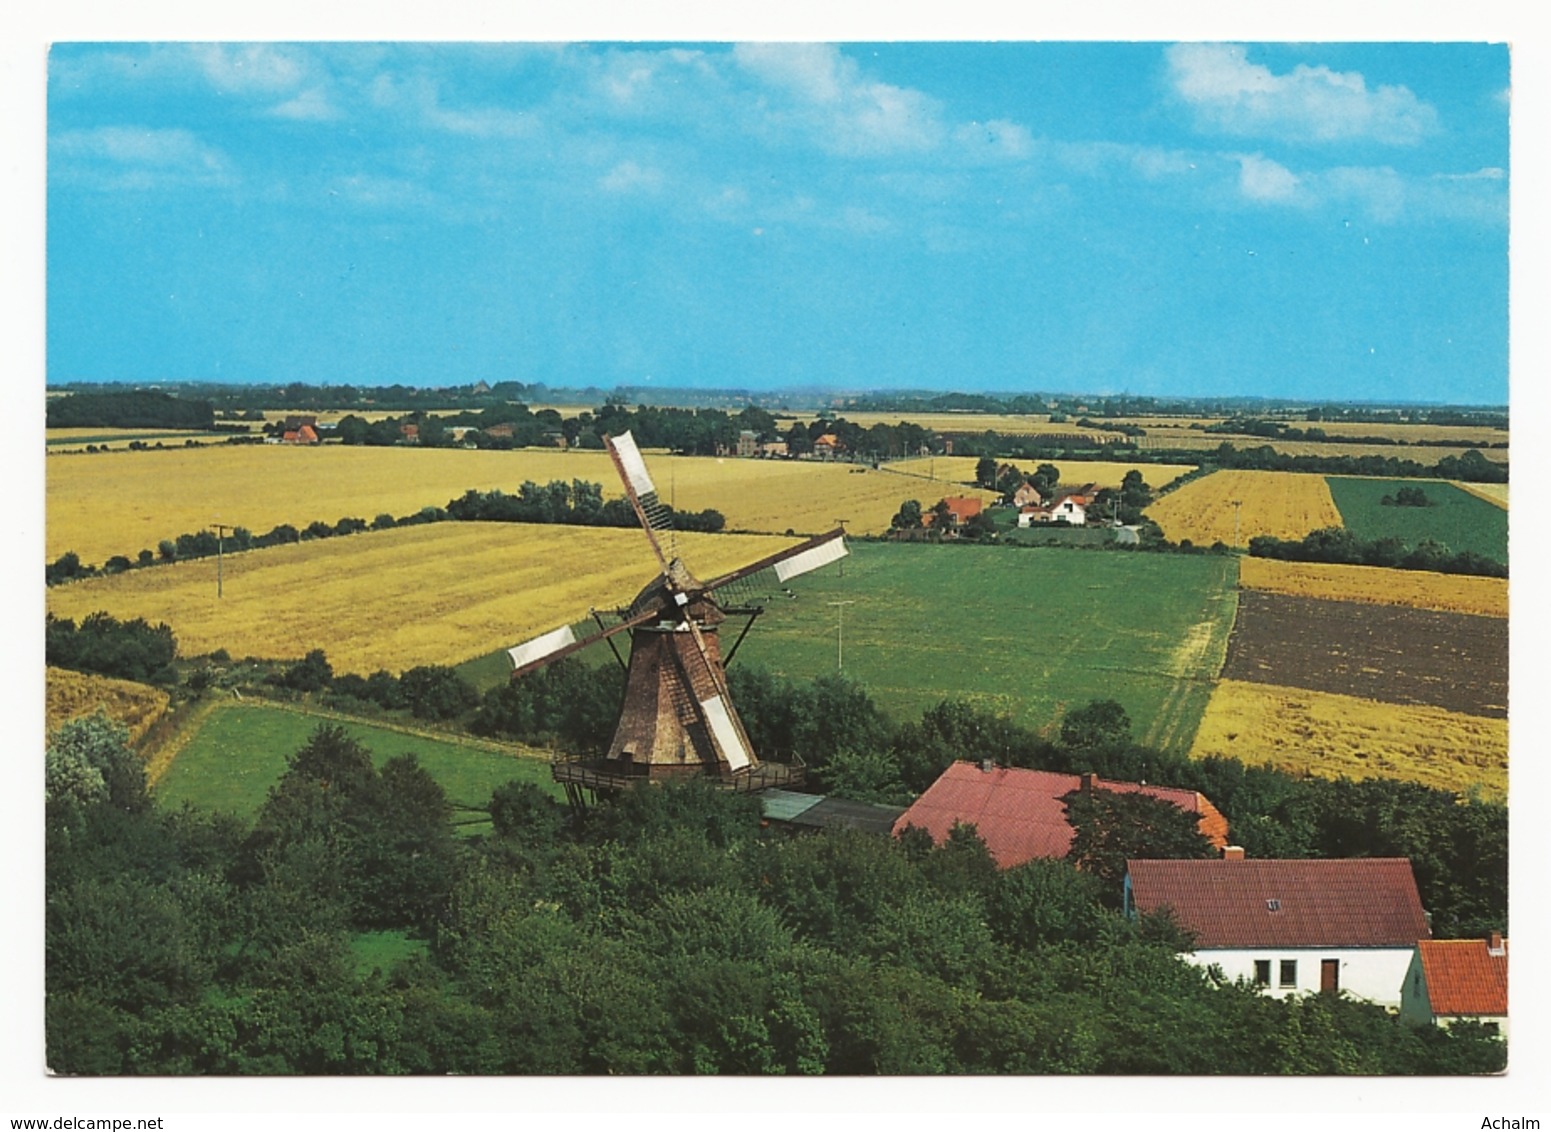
left=922, top=496, right=985, bottom=533
left=281, top=423, right=320, bottom=445
left=892, top=762, right=1228, bottom=869
left=1399, top=935, right=1508, bottom=1036
left=1125, top=855, right=1431, bottom=1007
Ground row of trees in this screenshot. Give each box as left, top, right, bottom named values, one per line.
left=1248, top=527, right=1507, bottom=578
left=45, top=480, right=725, bottom=585
left=46, top=390, right=216, bottom=430
left=46, top=716, right=1506, bottom=1076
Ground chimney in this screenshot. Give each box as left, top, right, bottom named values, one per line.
left=980, top=758, right=995, bottom=773
left=1488, top=931, right=1505, bottom=956
left=1080, top=772, right=1097, bottom=794
left=1221, top=845, right=1245, bottom=861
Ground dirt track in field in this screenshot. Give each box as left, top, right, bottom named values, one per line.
left=1221, top=591, right=1507, bottom=718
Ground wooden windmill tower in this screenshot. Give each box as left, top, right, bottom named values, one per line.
left=504, top=431, right=848, bottom=808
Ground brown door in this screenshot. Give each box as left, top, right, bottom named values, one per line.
left=1320, top=959, right=1340, bottom=994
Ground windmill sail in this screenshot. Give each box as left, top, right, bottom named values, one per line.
left=703, top=527, right=849, bottom=599
left=773, top=535, right=848, bottom=582
left=699, top=694, right=752, bottom=771
left=608, top=430, right=657, bottom=499
left=506, top=606, right=660, bottom=679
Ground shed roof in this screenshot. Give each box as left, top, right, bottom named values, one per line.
left=1126, top=857, right=1431, bottom=949
left=1418, top=939, right=1508, bottom=1016
left=761, top=789, right=904, bottom=836
left=892, top=762, right=1227, bottom=869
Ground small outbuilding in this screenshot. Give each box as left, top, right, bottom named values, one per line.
left=1399, top=935, right=1508, bottom=1036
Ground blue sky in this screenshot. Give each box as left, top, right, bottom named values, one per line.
left=47, top=41, right=1510, bottom=403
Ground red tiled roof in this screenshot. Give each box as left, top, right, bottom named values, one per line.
left=892, top=762, right=1227, bottom=869
left=944, top=496, right=983, bottom=520
left=1126, top=858, right=1431, bottom=949
left=1418, top=939, right=1508, bottom=1016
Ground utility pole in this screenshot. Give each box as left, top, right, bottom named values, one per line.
left=213, top=522, right=233, bottom=598
left=827, top=600, right=855, bottom=673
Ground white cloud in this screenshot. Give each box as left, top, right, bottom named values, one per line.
left=1166, top=44, right=1437, bottom=145
left=953, top=119, right=1034, bottom=161
left=189, top=44, right=309, bottom=96
left=731, top=43, right=945, bottom=156
left=1236, top=153, right=1301, bottom=202
left=599, top=160, right=664, bottom=194
left=271, top=87, right=338, bottom=122
left=51, top=126, right=233, bottom=190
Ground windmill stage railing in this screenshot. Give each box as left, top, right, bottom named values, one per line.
left=551, top=750, right=806, bottom=795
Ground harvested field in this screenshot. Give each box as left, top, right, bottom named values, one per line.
left=1145, top=470, right=1342, bottom=546
left=1453, top=481, right=1508, bottom=509
left=45, top=666, right=171, bottom=744
left=46, top=444, right=970, bottom=564
left=1234, top=555, right=1501, bottom=617
left=1222, top=591, right=1507, bottom=718
left=882, top=456, right=1195, bottom=490
left=1238, top=558, right=1507, bottom=618
left=45, top=524, right=802, bottom=676
left=1189, top=680, right=1506, bottom=800
left=1135, top=433, right=1508, bottom=464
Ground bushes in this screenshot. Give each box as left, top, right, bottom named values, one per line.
left=1248, top=526, right=1507, bottom=578
left=46, top=611, right=178, bottom=685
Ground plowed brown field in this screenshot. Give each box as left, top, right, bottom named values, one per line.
left=1221, top=592, right=1507, bottom=718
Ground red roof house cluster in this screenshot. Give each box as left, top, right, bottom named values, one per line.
left=892, top=762, right=1229, bottom=868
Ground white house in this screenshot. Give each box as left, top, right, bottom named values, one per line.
left=1124, top=853, right=1431, bottom=1008
left=1399, top=936, right=1508, bottom=1037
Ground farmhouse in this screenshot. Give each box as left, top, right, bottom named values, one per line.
left=758, top=440, right=789, bottom=458
left=482, top=422, right=515, bottom=440
left=399, top=422, right=420, bottom=445
left=281, top=424, right=319, bottom=445
left=1124, top=854, right=1431, bottom=1007
left=893, top=762, right=1229, bottom=869
left=1399, top=935, right=1508, bottom=1036
left=812, top=433, right=841, bottom=459
left=1012, top=481, right=1044, bottom=509
left=923, top=496, right=984, bottom=532
left=737, top=430, right=759, bottom=457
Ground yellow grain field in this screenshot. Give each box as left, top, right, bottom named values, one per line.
left=1189, top=679, right=1506, bottom=800
left=1453, top=481, right=1508, bottom=509
left=882, top=456, right=1196, bottom=490
left=1145, top=470, right=1342, bottom=546
left=1136, top=432, right=1508, bottom=464
left=1238, top=557, right=1507, bottom=618
left=46, top=445, right=967, bottom=564
left=45, top=524, right=805, bottom=675
left=46, top=667, right=171, bottom=744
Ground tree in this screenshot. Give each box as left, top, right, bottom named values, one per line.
left=399, top=665, right=478, bottom=720
left=1060, top=699, right=1131, bottom=749
left=890, top=499, right=923, bottom=530
left=1063, top=787, right=1216, bottom=900
left=975, top=456, right=998, bottom=488
left=280, top=649, right=333, bottom=692
left=45, top=712, right=148, bottom=813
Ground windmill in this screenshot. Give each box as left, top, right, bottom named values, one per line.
left=503, top=431, right=848, bottom=809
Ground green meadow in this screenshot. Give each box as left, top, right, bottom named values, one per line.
left=730, top=540, right=1240, bottom=755
left=154, top=703, right=561, bottom=826
left=1326, top=477, right=1508, bottom=565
